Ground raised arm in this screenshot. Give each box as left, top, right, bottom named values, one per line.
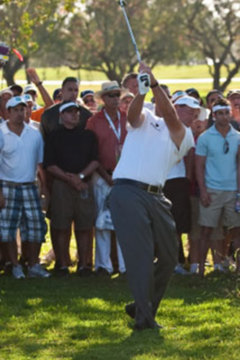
left=27, top=68, right=54, bottom=107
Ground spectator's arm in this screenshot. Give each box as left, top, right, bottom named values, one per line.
left=27, top=68, right=54, bottom=107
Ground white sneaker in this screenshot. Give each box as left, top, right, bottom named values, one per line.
left=28, top=263, right=51, bottom=278
left=174, top=264, right=189, bottom=275
left=12, top=264, right=25, bottom=279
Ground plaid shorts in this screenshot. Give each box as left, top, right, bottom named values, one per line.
left=0, top=181, right=47, bottom=243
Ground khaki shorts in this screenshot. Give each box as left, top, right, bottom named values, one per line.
left=50, top=179, right=95, bottom=230
left=189, top=196, right=224, bottom=241
left=198, top=189, right=240, bottom=229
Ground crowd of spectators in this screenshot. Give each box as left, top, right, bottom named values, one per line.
left=0, top=67, right=240, bottom=279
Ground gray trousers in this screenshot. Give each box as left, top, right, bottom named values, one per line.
left=109, top=183, right=178, bottom=327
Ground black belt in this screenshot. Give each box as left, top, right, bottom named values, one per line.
left=113, top=178, right=162, bottom=195
left=0, top=180, right=36, bottom=186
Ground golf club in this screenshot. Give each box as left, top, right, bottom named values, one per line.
left=119, top=0, right=141, bottom=63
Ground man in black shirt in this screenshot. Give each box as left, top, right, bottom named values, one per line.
left=44, top=101, right=99, bottom=275
left=40, top=77, right=92, bottom=141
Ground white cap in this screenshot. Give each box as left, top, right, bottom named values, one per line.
left=0, top=88, right=13, bottom=97
left=6, top=96, right=27, bottom=109
left=175, top=95, right=200, bottom=109
left=172, top=90, right=187, bottom=103
left=23, top=94, right=33, bottom=103
left=23, top=84, right=37, bottom=94
left=59, top=101, right=80, bottom=113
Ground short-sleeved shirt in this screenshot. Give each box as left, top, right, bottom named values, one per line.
left=196, top=124, right=240, bottom=191
left=0, top=121, right=43, bottom=182
left=44, top=127, right=98, bottom=174
left=86, top=108, right=127, bottom=173
left=113, top=108, right=194, bottom=186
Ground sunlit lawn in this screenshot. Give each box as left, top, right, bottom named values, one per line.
left=0, top=232, right=240, bottom=360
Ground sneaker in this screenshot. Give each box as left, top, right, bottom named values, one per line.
left=214, top=263, right=225, bottom=272
left=12, top=264, right=25, bottom=279
left=190, top=263, right=199, bottom=274
left=95, top=267, right=111, bottom=276
left=54, top=266, right=69, bottom=277
left=77, top=266, right=93, bottom=277
left=28, top=263, right=51, bottom=278
left=174, top=264, right=189, bottom=275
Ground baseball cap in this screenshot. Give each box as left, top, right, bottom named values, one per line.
left=9, top=84, right=23, bottom=95
left=80, top=90, right=95, bottom=100
left=172, top=90, right=187, bottom=103
left=0, top=88, right=13, bottom=97
left=23, top=84, right=37, bottom=94
left=59, top=101, right=80, bottom=113
left=23, top=94, right=33, bottom=103
left=227, top=89, right=240, bottom=99
left=174, top=95, right=200, bottom=109
left=6, top=96, right=27, bottom=109
left=186, top=88, right=200, bottom=98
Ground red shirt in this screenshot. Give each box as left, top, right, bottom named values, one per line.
left=86, top=108, right=127, bottom=172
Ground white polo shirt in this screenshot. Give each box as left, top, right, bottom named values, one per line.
left=0, top=121, right=43, bottom=182
left=113, top=108, right=194, bottom=186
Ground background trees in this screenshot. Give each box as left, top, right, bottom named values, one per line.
left=0, top=0, right=74, bottom=84
left=181, top=0, right=240, bottom=91
left=0, top=0, right=240, bottom=90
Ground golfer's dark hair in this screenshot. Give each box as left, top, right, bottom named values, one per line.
left=212, top=97, right=229, bottom=108
left=121, top=73, right=138, bottom=88
left=206, top=89, right=222, bottom=104
left=62, top=77, right=79, bottom=88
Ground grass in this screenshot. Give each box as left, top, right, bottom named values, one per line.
left=0, top=239, right=240, bottom=360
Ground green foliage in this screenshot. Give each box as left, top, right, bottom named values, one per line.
left=0, top=0, right=75, bottom=84
left=61, top=0, right=189, bottom=82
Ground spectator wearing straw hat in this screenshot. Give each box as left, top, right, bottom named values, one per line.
left=86, top=81, right=127, bottom=275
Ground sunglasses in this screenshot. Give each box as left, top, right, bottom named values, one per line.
left=106, top=93, right=121, bottom=98
left=223, top=139, right=229, bottom=154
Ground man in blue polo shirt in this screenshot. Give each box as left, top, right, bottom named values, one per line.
left=196, top=97, right=240, bottom=276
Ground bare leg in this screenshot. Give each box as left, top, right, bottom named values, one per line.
left=27, top=242, right=41, bottom=267
left=199, top=226, right=213, bottom=277
left=75, top=228, right=91, bottom=269
left=2, top=241, right=18, bottom=266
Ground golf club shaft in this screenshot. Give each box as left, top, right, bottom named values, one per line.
left=119, top=1, right=141, bottom=63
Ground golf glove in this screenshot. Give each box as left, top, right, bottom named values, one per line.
left=137, top=73, right=150, bottom=95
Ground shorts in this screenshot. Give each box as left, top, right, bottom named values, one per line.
left=189, top=196, right=224, bottom=241
left=163, top=177, right=191, bottom=233
left=0, top=181, right=47, bottom=243
left=50, top=179, right=95, bottom=230
left=198, top=188, right=240, bottom=228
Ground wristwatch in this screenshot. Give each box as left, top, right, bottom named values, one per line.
left=79, top=173, right=85, bottom=180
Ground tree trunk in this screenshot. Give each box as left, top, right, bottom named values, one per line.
left=2, top=56, right=24, bottom=86
left=213, top=63, right=221, bottom=90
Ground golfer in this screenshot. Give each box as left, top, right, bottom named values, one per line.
left=109, top=63, right=194, bottom=330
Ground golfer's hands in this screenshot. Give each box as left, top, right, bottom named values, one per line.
left=200, top=188, right=211, bottom=207
left=138, top=62, right=157, bottom=87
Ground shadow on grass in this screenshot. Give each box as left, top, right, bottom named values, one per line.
left=0, top=271, right=239, bottom=359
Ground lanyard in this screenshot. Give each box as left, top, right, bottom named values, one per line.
left=104, top=109, right=121, bottom=142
